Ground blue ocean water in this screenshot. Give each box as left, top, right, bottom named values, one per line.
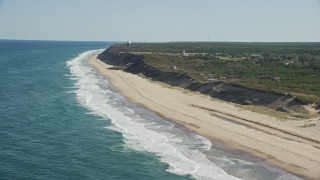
left=0, top=40, right=301, bottom=180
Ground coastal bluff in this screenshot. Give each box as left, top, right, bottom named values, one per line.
left=98, top=48, right=319, bottom=116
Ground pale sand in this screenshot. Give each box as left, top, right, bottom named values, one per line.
left=89, top=55, right=320, bottom=179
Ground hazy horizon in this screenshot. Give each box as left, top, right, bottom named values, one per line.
left=1, top=0, right=320, bottom=42
left=2, top=39, right=320, bottom=43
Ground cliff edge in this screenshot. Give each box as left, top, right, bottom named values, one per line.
left=98, top=48, right=319, bottom=116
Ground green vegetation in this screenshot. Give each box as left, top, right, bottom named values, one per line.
left=109, top=42, right=320, bottom=103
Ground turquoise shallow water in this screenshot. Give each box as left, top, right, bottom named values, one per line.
left=0, top=40, right=301, bottom=180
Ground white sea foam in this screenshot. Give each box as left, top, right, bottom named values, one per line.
left=67, top=50, right=241, bottom=180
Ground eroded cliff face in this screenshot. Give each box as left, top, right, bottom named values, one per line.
left=98, top=49, right=317, bottom=115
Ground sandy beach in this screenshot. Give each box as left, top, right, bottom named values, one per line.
left=89, top=55, right=320, bottom=179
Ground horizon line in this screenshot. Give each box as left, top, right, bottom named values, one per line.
left=1, top=38, right=320, bottom=43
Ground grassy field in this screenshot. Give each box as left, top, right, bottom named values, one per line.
left=108, top=42, right=320, bottom=103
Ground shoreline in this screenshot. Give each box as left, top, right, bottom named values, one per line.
left=89, top=54, right=320, bottom=179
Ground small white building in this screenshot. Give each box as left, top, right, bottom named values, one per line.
left=173, top=65, right=178, bottom=70
left=250, top=54, right=263, bottom=58
left=207, top=78, right=219, bottom=83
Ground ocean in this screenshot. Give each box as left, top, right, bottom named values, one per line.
left=0, top=40, right=301, bottom=180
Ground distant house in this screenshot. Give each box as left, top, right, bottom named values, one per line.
left=273, top=76, right=281, bottom=82
left=208, top=73, right=216, bottom=78
left=196, top=63, right=205, bottom=67
left=172, top=65, right=178, bottom=70
left=207, top=78, right=220, bottom=83
left=284, top=60, right=294, bottom=65
left=250, top=54, right=263, bottom=58
left=182, top=50, right=186, bottom=56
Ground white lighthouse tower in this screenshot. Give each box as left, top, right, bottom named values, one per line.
left=126, top=41, right=131, bottom=47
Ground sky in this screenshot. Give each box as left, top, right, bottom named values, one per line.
left=0, top=0, right=320, bottom=42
